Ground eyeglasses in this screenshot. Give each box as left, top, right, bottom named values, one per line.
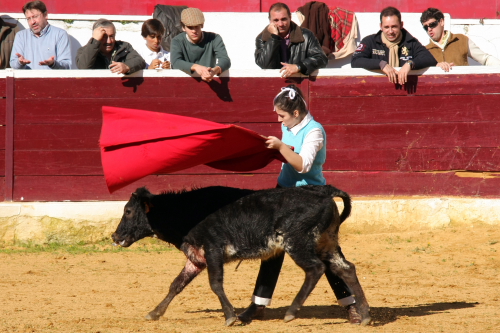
left=423, top=20, right=439, bottom=31
left=26, top=14, right=41, bottom=22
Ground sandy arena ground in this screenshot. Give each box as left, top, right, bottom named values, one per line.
left=1, top=223, right=499, bottom=333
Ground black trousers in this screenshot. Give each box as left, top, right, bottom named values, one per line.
left=252, top=250, right=353, bottom=302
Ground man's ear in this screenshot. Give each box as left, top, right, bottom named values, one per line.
left=401, top=21, right=404, bottom=29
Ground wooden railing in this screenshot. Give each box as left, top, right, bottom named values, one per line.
left=2, top=67, right=500, bottom=201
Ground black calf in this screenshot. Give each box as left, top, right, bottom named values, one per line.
left=113, top=185, right=370, bottom=326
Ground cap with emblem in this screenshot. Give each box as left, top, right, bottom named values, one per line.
left=181, top=8, right=205, bottom=26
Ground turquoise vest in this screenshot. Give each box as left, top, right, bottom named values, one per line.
left=277, top=117, right=327, bottom=187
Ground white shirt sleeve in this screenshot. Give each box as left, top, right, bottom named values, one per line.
left=468, top=38, right=500, bottom=66
left=298, top=128, right=324, bottom=173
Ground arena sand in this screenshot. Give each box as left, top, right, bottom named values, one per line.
left=1, top=223, right=499, bottom=333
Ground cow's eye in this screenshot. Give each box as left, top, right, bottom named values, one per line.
left=125, top=209, right=131, bottom=215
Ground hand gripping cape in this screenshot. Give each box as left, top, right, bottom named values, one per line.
left=99, top=106, right=286, bottom=193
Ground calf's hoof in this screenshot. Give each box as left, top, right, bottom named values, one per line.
left=347, top=304, right=371, bottom=326
left=283, top=313, right=296, bottom=323
left=225, top=316, right=238, bottom=326
left=237, top=303, right=265, bottom=323
left=360, top=316, right=372, bottom=326
left=145, top=312, right=161, bottom=321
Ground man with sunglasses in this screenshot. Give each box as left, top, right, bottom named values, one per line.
left=351, top=7, right=436, bottom=85
left=10, top=1, right=71, bottom=69
left=420, top=8, right=500, bottom=72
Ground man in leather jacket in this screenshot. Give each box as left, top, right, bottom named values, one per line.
left=76, top=19, right=145, bottom=74
left=255, top=2, right=327, bottom=77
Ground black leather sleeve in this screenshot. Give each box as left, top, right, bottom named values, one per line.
left=301, top=29, right=328, bottom=75
left=254, top=33, right=282, bottom=69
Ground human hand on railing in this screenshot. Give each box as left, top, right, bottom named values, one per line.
left=382, top=64, right=398, bottom=84
left=437, top=62, right=454, bottom=72
left=162, top=60, right=171, bottom=69
left=397, top=62, right=411, bottom=85
left=280, top=62, right=299, bottom=78
left=192, top=64, right=217, bottom=82
left=110, top=61, right=130, bottom=74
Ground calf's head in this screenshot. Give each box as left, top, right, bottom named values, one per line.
left=112, top=187, right=155, bottom=247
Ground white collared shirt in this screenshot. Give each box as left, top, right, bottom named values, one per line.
left=138, top=44, right=170, bottom=68
left=285, top=112, right=324, bottom=173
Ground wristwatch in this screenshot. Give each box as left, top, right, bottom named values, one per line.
left=296, top=63, right=302, bottom=73
left=406, top=60, right=414, bottom=69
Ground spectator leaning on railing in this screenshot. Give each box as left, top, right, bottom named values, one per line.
left=255, top=2, right=328, bottom=78
left=0, top=17, right=20, bottom=69
left=420, top=8, right=500, bottom=72
left=76, top=19, right=145, bottom=74
left=170, top=8, right=231, bottom=82
left=351, top=6, right=436, bottom=85
left=10, top=0, right=71, bottom=69
left=137, top=19, right=171, bottom=70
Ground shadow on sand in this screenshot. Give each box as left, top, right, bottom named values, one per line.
left=188, top=301, right=478, bottom=326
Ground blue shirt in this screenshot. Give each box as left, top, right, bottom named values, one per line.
left=278, top=116, right=327, bottom=187
left=10, top=24, right=71, bottom=69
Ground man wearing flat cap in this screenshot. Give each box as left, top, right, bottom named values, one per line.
left=170, top=8, right=231, bottom=82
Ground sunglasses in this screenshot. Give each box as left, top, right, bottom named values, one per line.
left=423, top=20, right=439, bottom=31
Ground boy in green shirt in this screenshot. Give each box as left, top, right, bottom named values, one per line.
left=170, top=8, right=231, bottom=82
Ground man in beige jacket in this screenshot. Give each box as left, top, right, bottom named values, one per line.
left=420, top=8, right=500, bottom=72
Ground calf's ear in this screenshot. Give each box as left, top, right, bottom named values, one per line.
left=145, top=202, right=151, bottom=214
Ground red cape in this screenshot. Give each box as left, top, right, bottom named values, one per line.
left=100, top=106, right=285, bottom=192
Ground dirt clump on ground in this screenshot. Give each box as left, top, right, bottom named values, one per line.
left=1, top=224, right=499, bottom=332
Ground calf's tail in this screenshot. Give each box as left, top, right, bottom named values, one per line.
left=328, top=186, right=352, bottom=224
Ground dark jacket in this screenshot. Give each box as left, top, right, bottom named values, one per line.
left=351, top=29, right=437, bottom=70
left=153, top=5, right=188, bottom=52
left=255, top=21, right=328, bottom=75
left=0, top=18, right=20, bottom=69
left=76, top=38, right=145, bottom=74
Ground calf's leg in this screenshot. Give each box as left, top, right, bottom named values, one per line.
left=145, top=258, right=206, bottom=320
left=325, top=247, right=371, bottom=325
left=285, top=247, right=326, bottom=322
left=205, top=250, right=238, bottom=326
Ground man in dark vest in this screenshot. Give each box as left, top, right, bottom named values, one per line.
left=420, top=8, right=500, bottom=72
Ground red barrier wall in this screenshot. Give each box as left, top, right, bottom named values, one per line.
left=3, top=0, right=498, bottom=18
left=3, top=71, right=500, bottom=201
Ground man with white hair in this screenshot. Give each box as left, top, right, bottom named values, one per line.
left=170, top=8, right=231, bottom=82
left=76, top=18, right=145, bottom=74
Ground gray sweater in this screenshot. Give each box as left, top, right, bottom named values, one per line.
left=170, top=32, right=231, bottom=73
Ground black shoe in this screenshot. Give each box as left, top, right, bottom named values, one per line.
left=237, top=303, right=265, bottom=323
